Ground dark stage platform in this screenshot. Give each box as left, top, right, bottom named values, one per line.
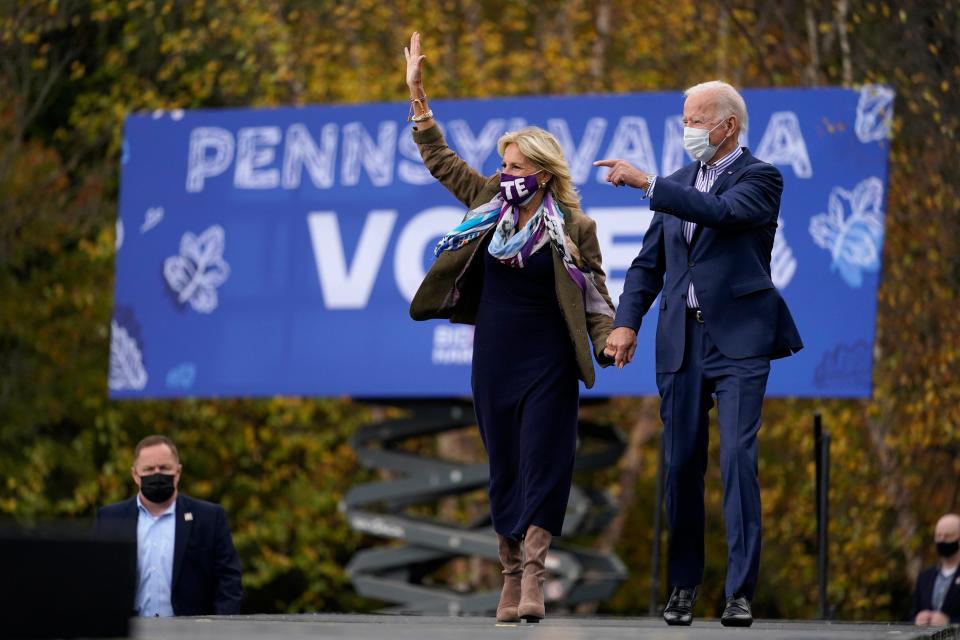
left=131, top=614, right=957, bottom=640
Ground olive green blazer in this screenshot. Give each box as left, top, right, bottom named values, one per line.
left=408, top=125, right=614, bottom=388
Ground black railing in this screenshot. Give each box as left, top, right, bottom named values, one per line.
left=814, top=411, right=831, bottom=620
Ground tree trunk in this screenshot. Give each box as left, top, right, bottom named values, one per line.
left=589, top=0, right=611, bottom=91
left=864, top=410, right=923, bottom=585
left=717, top=5, right=729, bottom=80
left=804, top=0, right=821, bottom=86
left=834, top=0, right=853, bottom=86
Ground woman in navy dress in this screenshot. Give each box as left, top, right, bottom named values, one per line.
left=405, top=32, right=615, bottom=622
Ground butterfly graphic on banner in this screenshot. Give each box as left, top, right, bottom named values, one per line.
left=166, top=363, right=197, bottom=390
left=808, top=177, right=885, bottom=288
left=163, top=225, right=231, bottom=313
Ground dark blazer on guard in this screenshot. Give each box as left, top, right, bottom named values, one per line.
left=97, top=494, right=242, bottom=616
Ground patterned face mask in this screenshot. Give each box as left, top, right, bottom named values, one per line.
left=499, top=170, right=542, bottom=205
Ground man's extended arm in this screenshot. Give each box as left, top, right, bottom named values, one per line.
left=650, top=163, right=783, bottom=229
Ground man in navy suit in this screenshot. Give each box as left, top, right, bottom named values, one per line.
left=97, top=435, right=242, bottom=617
left=596, top=80, right=802, bottom=627
left=913, top=513, right=960, bottom=626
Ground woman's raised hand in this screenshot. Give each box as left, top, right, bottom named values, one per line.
left=404, top=31, right=427, bottom=98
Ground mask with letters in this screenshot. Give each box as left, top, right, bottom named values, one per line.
left=499, top=170, right=543, bottom=206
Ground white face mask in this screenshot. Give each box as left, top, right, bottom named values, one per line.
left=683, top=117, right=730, bottom=163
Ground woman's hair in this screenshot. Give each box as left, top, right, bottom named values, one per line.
left=497, top=127, right=581, bottom=214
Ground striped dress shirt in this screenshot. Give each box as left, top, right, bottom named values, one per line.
left=684, top=146, right=744, bottom=308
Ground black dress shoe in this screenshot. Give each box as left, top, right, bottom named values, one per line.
left=662, top=586, right=697, bottom=626
left=721, top=595, right=753, bottom=627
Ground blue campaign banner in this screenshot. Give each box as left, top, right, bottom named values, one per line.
left=109, top=86, right=893, bottom=399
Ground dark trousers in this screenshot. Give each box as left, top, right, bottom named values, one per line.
left=656, top=311, right=771, bottom=599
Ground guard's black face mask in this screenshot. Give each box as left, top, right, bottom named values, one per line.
left=139, top=472, right=176, bottom=504
left=936, top=539, right=960, bottom=558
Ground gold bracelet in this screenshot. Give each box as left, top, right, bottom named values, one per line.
left=411, top=109, right=434, bottom=123
left=406, top=93, right=427, bottom=122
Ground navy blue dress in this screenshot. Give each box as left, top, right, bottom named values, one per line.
left=472, top=243, right=580, bottom=540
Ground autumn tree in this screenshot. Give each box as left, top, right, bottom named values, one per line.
left=1, top=0, right=957, bottom=618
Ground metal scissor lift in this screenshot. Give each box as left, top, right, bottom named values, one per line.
left=343, top=400, right=628, bottom=614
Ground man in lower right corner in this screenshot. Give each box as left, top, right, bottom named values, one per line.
left=597, top=80, right=803, bottom=627
left=913, top=513, right=960, bottom=626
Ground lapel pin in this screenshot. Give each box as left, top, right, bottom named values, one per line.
left=184, top=512, right=193, bottom=522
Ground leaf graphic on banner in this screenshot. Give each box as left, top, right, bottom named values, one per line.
left=855, top=85, right=895, bottom=143
left=108, top=320, right=148, bottom=390
left=163, top=225, right=231, bottom=313
left=166, top=363, right=197, bottom=389
left=809, top=177, right=885, bottom=288
left=140, top=207, right=164, bottom=233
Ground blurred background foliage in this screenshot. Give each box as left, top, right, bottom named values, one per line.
left=1, top=0, right=958, bottom=620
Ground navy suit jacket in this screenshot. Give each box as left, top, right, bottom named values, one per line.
left=615, top=148, right=803, bottom=372
left=97, top=494, right=242, bottom=616
left=913, top=565, right=960, bottom=623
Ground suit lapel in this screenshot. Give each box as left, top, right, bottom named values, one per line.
left=666, top=216, right=686, bottom=251
left=680, top=161, right=700, bottom=187
left=124, top=497, right=139, bottom=540
left=943, top=570, right=960, bottom=612
left=667, top=163, right=700, bottom=248
left=688, top=150, right=754, bottom=248
left=708, top=149, right=753, bottom=195
left=689, top=220, right=704, bottom=251
left=172, top=495, right=193, bottom=589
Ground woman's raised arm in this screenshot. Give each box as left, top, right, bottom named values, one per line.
left=404, top=31, right=489, bottom=207
left=404, top=31, right=434, bottom=131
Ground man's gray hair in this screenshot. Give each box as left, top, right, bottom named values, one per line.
left=684, top=80, right=749, bottom=135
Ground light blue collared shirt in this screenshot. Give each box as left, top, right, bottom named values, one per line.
left=135, top=495, right=177, bottom=617
left=933, top=567, right=957, bottom=611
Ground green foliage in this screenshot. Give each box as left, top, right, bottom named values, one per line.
left=1, top=0, right=958, bottom=618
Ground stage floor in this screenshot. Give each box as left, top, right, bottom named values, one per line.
left=132, top=614, right=952, bottom=640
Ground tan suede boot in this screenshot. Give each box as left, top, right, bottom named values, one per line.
left=495, top=534, right=522, bottom=622
left=517, top=525, right=552, bottom=622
